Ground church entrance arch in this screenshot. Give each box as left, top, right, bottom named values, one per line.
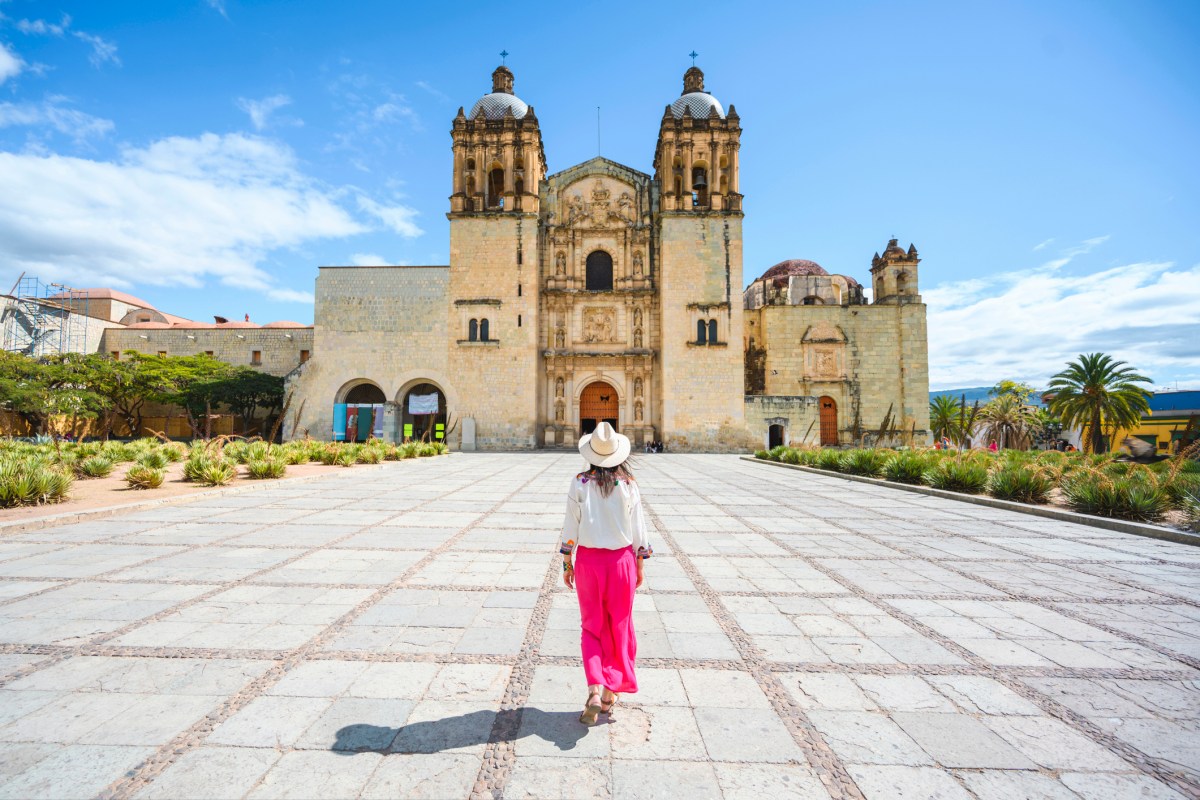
left=401, top=382, right=447, bottom=442
left=819, top=396, right=839, bottom=446
left=335, top=381, right=385, bottom=443
left=579, top=381, right=619, bottom=436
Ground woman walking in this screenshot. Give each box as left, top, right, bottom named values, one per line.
left=558, top=422, right=651, bottom=725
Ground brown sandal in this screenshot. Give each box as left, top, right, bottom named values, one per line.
left=600, top=692, right=619, bottom=720
left=579, top=690, right=603, bottom=725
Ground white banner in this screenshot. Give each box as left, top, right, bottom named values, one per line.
left=408, top=393, right=440, bottom=415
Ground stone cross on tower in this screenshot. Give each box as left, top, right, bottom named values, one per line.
left=689, top=50, right=698, bottom=65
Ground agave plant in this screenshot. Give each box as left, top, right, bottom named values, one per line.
left=125, top=465, right=165, bottom=490
left=77, top=456, right=115, bottom=479
left=840, top=448, right=889, bottom=477
left=987, top=465, right=1053, bottom=504
left=923, top=458, right=989, bottom=494
left=196, top=460, right=237, bottom=486
left=882, top=452, right=933, bottom=484
left=246, top=458, right=287, bottom=479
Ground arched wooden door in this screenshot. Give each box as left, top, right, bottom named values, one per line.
left=819, top=396, right=838, bottom=446
left=579, top=381, right=619, bottom=435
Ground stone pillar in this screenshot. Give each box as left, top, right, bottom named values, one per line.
left=461, top=417, right=477, bottom=452
left=382, top=401, right=399, bottom=444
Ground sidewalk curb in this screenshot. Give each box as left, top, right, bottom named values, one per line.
left=0, top=458, right=438, bottom=535
left=740, top=455, right=1200, bottom=548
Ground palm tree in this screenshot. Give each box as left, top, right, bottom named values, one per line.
left=978, top=393, right=1040, bottom=450
left=929, top=395, right=962, bottom=445
left=1047, top=353, right=1151, bottom=454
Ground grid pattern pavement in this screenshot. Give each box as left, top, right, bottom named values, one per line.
left=0, top=453, right=1197, bottom=799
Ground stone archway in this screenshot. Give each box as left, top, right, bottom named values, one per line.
left=399, top=381, right=447, bottom=442
left=335, top=380, right=386, bottom=443
left=579, top=380, right=619, bottom=435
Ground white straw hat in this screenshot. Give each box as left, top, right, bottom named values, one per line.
left=578, top=422, right=631, bottom=468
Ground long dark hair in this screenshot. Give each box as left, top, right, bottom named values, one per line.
left=585, top=459, right=636, bottom=498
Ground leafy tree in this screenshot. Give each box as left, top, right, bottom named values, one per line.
left=1047, top=353, right=1151, bottom=454
left=0, top=351, right=49, bottom=432
left=989, top=379, right=1038, bottom=405
left=978, top=392, right=1041, bottom=450
left=131, top=354, right=234, bottom=438
left=214, top=368, right=285, bottom=436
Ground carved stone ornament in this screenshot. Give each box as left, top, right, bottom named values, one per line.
left=582, top=307, right=616, bottom=343
left=554, top=326, right=566, bottom=348
left=634, top=377, right=643, bottom=397
left=555, top=402, right=564, bottom=421
left=555, top=377, right=564, bottom=397
left=555, top=251, right=566, bottom=275
left=633, top=327, right=643, bottom=348
left=633, top=307, right=642, bottom=327
left=809, top=345, right=843, bottom=379
left=633, top=251, right=644, bottom=276
left=635, top=400, right=643, bottom=421
left=803, top=321, right=846, bottom=343
left=618, top=191, right=634, bottom=219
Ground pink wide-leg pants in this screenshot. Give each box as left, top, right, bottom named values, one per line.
left=573, top=545, right=638, bottom=694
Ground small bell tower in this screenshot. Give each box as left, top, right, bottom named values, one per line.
left=870, top=239, right=921, bottom=304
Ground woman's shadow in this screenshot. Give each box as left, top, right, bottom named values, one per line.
left=331, top=707, right=595, bottom=755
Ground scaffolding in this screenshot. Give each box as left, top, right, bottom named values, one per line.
left=1, top=276, right=90, bottom=357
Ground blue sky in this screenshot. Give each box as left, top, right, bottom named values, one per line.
left=1, top=0, right=1197, bottom=390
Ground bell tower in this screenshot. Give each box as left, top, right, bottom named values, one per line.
left=652, top=64, right=748, bottom=450
left=446, top=63, right=546, bottom=449
left=449, top=65, right=546, bottom=215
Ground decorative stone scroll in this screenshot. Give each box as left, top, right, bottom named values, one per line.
left=582, top=307, right=616, bottom=343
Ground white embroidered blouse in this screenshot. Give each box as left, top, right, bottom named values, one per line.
left=558, top=472, right=653, bottom=559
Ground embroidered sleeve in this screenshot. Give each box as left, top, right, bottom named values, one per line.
left=629, top=483, right=651, bottom=558
left=558, top=476, right=583, bottom=555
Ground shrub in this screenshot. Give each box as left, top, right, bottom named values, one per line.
left=159, top=442, right=187, bottom=463
left=1181, top=489, right=1200, bottom=532
left=246, top=458, right=287, bottom=479
left=815, top=448, right=844, bottom=472
left=417, top=443, right=438, bottom=457
left=78, top=456, right=115, bottom=479
left=383, top=445, right=402, bottom=461
left=1061, top=473, right=1170, bottom=522
left=334, top=448, right=358, bottom=467
left=125, top=465, right=165, bottom=489
left=399, top=442, right=421, bottom=459
left=923, top=458, right=989, bottom=494
left=840, top=448, right=889, bottom=477
left=766, top=445, right=788, bottom=462
left=0, top=459, right=73, bottom=506
left=987, top=465, right=1053, bottom=504
left=882, top=452, right=933, bottom=484
left=357, top=447, right=383, bottom=464
left=432, top=442, right=449, bottom=455
left=1158, top=473, right=1200, bottom=510
left=195, top=460, right=237, bottom=486
left=282, top=446, right=309, bottom=465
left=138, top=450, right=170, bottom=470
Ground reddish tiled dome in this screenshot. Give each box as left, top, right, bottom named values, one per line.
left=263, top=320, right=307, bottom=329
left=759, top=259, right=828, bottom=286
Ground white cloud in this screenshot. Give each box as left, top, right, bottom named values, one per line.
left=1032, top=238, right=1054, bottom=252
left=16, top=14, right=70, bottom=36
left=236, top=94, right=294, bottom=131
left=356, top=196, right=422, bottom=238
left=205, top=0, right=230, bottom=19
left=349, top=253, right=390, bottom=266
left=0, top=96, right=114, bottom=139
left=267, top=288, right=314, bottom=303
left=0, top=42, right=23, bottom=84
left=73, top=31, right=119, bottom=68
left=926, top=251, right=1200, bottom=390
left=0, top=132, right=371, bottom=295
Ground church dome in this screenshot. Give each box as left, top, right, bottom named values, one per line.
left=669, top=66, right=725, bottom=119
left=470, top=92, right=529, bottom=120
left=759, top=259, right=829, bottom=285
left=469, top=65, right=529, bottom=120
left=671, top=92, right=725, bottom=119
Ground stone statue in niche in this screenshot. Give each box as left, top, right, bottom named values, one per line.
left=633, top=251, right=643, bottom=276
left=633, top=308, right=642, bottom=327
left=555, top=402, right=564, bottom=422
left=635, top=400, right=643, bottom=421
left=567, top=194, right=584, bottom=223
left=813, top=349, right=838, bottom=378
left=582, top=307, right=616, bottom=343
left=555, top=377, right=564, bottom=397
left=555, top=251, right=566, bottom=275
left=633, top=327, right=643, bottom=348
left=634, top=377, right=643, bottom=397
left=618, top=191, right=634, bottom=219
left=554, top=326, right=565, bottom=348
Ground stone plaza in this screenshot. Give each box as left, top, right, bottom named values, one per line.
left=0, top=454, right=1197, bottom=799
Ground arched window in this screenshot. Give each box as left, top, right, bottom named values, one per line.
left=585, top=251, right=613, bottom=291
left=479, top=318, right=490, bottom=341
left=692, top=165, right=709, bottom=206
left=708, top=319, right=718, bottom=344
left=801, top=296, right=823, bottom=306
left=696, top=320, right=707, bottom=345
left=487, top=167, right=504, bottom=209
left=468, top=319, right=478, bottom=342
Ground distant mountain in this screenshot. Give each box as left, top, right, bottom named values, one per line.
left=929, top=387, right=1048, bottom=408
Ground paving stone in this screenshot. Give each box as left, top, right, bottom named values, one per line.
left=847, top=764, right=972, bottom=799
left=610, top=705, right=707, bottom=760
left=505, top=755, right=613, bottom=799
left=692, top=707, right=804, bottom=763
left=246, top=750, right=381, bottom=799
left=891, top=712, right=1038, bottom=769
left=955, top=770, right=1081, bottom=799
left=1059, top=772, right=1187, bottom=800
left=133, top=747, right=280, bottom=799
left=806, top=711, right=934, bottom=766
left=360, top=753, right=481, bottom=799
left=0, top=744, right=154, bottom=800
left=610, top=760, right=723, bottom=800
left=712, top=763, right=832, bottom=800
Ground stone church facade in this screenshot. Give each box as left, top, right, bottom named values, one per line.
left=285, top=64, right=929, bottom=450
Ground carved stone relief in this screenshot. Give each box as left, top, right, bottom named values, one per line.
left=582, top=307, right=616, bottom=343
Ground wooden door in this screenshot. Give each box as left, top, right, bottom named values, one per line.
left=819, top=396, right=838, bottom=446
left=580, top=381, right=619, bottom=434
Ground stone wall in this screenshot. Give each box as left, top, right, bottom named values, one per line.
left=744, top=395, right=823, bottom=448
left=285, top=266, right=453, bottom=442
left=102, top=327, right=313, bottom=378
left=744, top=300, right=930, bottom=445
left=658, top=214, right=751, bottom=451
left=447, top=215, right=541, bottom=450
